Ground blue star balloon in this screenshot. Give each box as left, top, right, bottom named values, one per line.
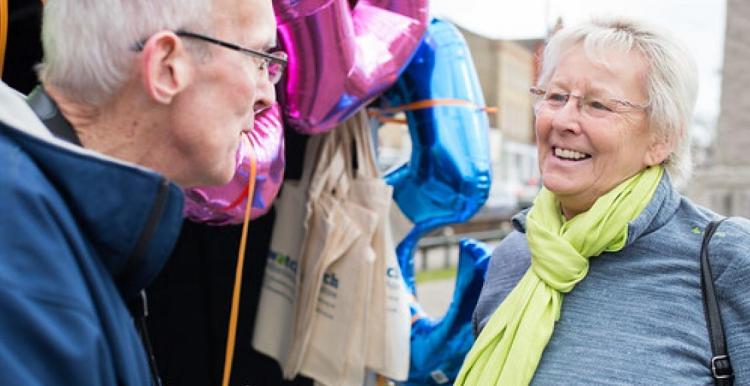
left=380, top=18, right=493, bottom=385
left=406, top=239, right=490, bottom=385
left=382, top=18, right=492, bottom=294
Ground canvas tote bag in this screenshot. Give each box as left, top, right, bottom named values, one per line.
left=345, top=113, right=411, bottom=381
left=252, top=134, right=359, bottom=368
left=302, top=111, right=411, bottom=383
left=286, top=114, right=378, bottom=385
left=251, top=134, right=319, bottom=365
left=282, top=126, right=361, bottom=379
left=254, top=111, right=411, bottom=384
left=301, top=111, right=415, bottom=386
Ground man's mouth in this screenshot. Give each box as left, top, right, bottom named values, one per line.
left=241, top=118, right=254, bottom=134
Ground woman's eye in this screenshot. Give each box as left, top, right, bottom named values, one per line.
left=547, top=93, right=568, bottom=102
left=589, top=100, right=613, bottom=112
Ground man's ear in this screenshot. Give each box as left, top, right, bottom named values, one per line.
left=644, top=130, right=676, bottom=166
left=139, top=32, right=193, bottom=104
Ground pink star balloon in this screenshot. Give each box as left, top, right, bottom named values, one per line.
left=274, top=0, right=428, bottom=133
left=183, top=104, right=285, bottom=225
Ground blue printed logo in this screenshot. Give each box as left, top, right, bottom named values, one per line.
left=268, top=251, right=298, bottom=274
left=323, top=272, right=339, bottom=289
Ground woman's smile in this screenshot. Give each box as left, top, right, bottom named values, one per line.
left=552, top=146, right=591, bottom=161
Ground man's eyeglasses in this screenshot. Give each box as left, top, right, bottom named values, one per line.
left=133, top=30, right=288, bottom=85
left=529, top=86, right=648, bottom=119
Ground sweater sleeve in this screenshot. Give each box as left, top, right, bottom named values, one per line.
left=710, top=217, right=750, bottom=383
left=0, top=163, right=111, bottom=386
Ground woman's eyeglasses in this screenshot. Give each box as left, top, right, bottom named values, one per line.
left=530, top=86, right=648, bottom=119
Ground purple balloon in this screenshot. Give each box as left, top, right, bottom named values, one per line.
left=183, top=104, right=285, bottom=225
left=274, top=0, right=428, bottom=134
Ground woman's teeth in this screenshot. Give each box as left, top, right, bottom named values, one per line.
left=554, top=147, right=590, bottom=160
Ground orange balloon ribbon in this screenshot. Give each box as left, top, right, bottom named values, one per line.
left=221, top=145, right=257, bottom=386
left=0, top=0, right=8, bottom=77
left=368, top=98, right=498, bottom=124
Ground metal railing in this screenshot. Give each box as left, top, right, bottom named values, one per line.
left=415, top=227, right=511, bottom=270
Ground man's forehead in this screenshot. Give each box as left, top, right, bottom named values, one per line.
left=213, top=0, right=276, bottom=44
left=212, top=0, right=273, bottom=23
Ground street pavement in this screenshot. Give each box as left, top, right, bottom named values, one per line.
left=415, top=278, right=456, bottom=317
left=413, top=240, right=500, bottom=317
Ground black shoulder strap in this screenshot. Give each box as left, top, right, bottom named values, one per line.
left=701, top=218, right=733, bottom=385
left=27, top=85, right=82, bottom=145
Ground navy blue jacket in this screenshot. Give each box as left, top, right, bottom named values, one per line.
left=0, top=82, right=184, bottom=385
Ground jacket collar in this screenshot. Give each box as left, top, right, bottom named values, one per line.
left=622, top=172, right=681, bottom=246
left=512, top=171, right=680, bottom=248
left=0, top=81, right=184, bottom=300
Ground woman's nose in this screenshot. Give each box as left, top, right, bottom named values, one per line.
left=551, top=97, right=584, bottom=133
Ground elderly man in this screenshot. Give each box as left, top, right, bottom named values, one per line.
left=0, top=0, right=284, bottom=385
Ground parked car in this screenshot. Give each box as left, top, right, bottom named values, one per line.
left=515, top=177, right=541, bottom=209
left=477, top=181, right=520, bottom=220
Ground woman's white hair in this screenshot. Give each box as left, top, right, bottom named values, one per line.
left=38, top=0, right=213, bottom=106
left=537, top=17, right=698, bottom=187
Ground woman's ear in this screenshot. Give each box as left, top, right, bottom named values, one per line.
left=139, top=32, right=193, bottom=104
left=644, top=131, right=676, bottom=166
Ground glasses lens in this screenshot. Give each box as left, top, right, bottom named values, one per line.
left=267, top=51, right=287, bottom=84
left=529, top=88, right=543, bottom=106
left=267, top=62, right=283, bottom=84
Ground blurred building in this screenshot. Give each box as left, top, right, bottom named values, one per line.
left=459, top=26, right=543, bottom=216
left=459, top=26, right=541, bottom=144
left=688, top=0, right=750, bottom=217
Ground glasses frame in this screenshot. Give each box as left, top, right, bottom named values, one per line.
left=133, top=30, right=288, bottom=84
left=529, top=86, right=648, bottom=117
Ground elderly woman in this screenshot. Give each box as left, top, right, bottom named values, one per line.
left=457, top=18, right=750, bottom=385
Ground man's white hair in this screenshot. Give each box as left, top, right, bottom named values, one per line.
left=38, top=0, right=213, bottom=105
left=537, top=17, right=699, bottom=187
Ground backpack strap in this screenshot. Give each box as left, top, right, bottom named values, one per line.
left=700, top=218, right=734, bottom=386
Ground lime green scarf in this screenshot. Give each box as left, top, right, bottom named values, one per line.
left=456, top=166, right=664, bottom=386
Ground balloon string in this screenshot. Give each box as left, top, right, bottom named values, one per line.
left=221, top=136, right=253, bottom=212
left=222, top=184, right=250, bottom=212
left=376, top=116, right=410, bottom=125
left=368, top=98, right=498, bottom=121
left=407, top=293, right=427, bottom=323
left=0, top=0, right=8, bottom=77
left=221, top=145, right=257, bottom=386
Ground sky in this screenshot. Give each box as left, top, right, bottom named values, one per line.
left=429, top=0, right=727, bottom=144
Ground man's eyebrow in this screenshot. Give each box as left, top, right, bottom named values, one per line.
left=263, top=40, right=279, bottom=51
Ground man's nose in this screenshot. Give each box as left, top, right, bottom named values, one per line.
left=253, top=75, right=276, bottom=115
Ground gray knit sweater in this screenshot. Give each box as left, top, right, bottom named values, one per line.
left=473, top=174, right=750, bottom=385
